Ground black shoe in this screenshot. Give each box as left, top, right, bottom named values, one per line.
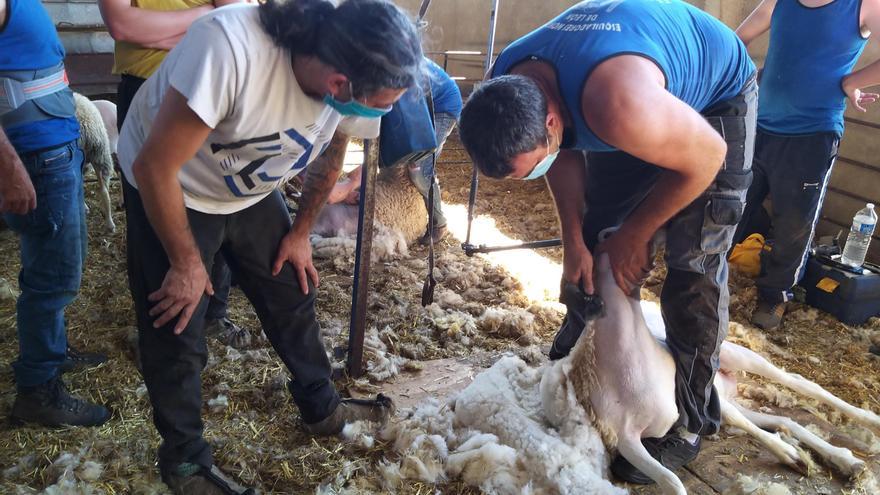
left=162, top=463, right=256, bottom=495
left=610, top=433, right=701, bottom=485
left=751, top=299, right=786, bottom=330
left=204, top=317, right=252, bottom=349
left=59, top=345, right=108, bottom=373
left=418, top=224, right=448, bottom=246
left=10, top=376, right=110, bottom=427
left=304, top=394, right=394, bottom=436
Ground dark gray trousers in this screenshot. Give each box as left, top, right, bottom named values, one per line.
left=733, top=129, right=840, bottom=304
left=123, top=182, right=339, bottom=472
left=555, top=76, right=757, bottom=436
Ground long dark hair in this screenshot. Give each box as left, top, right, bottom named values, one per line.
left=259, top=0, right=423, bottom=97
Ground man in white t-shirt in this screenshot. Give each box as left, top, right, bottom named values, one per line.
left=117, top=2, right=423, bottom=492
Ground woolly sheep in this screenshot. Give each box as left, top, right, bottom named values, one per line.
left=73, top=93, right=116, bottom=232
left=313, top=164, right=428, bottom=246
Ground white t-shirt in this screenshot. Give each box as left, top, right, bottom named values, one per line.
left=118, top=5, right=379, bottom=214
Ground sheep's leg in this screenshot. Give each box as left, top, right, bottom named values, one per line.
left=616, top=433, right=686, bottom=495
left=721, top=396, right=807, bottom=473
left=720, top=342, right=880, bottom=430
left=732, top=403, right=866, bottom=477
left=98, top=171, right=115, bottom=232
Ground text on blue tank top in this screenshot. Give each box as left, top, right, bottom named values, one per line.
left=758, top=0, right=868, bottom=136
left=491, top=0, right=754, bottom=152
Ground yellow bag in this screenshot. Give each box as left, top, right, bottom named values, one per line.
left=728, top=233, right=767, bottom=277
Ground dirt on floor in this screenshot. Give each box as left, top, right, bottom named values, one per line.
left=0, top=136, right=878, bottom=494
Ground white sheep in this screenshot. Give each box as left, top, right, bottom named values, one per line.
left=73, top=93, right=116, bottom=233
left=542, top=253, right=878, bottom=494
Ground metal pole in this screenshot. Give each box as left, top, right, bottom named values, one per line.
left=347, top=139, right=379, bottom=378
left=464, top=0, right=500, bottom=248
left=484, top=0, right=499, bottom=71
left=463, top=238, right=562, bottom=257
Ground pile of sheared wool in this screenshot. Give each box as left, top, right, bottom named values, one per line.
left=363, top=325, right=409, bottom=382
left=310, top=222, right=409, bottom=264
left=9, top=448, right=166, bottom=495
left=346, top=355, right=624, bottom=495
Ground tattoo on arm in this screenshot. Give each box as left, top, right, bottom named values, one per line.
left=291, top=132, right=350, bottom=234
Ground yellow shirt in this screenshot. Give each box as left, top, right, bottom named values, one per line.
left=112, top=0, right=212, bottom=79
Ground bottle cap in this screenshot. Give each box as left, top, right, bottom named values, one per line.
left=868, top=203, right=875, bottom=209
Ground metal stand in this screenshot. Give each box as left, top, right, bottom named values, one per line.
left=346, top=139, right=379, bottom=378
left=463, top=0, right=499, bottom=253
left=463, top=239, right=562, bottom=257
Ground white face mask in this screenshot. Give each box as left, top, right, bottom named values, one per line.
left=522, top=134, right=558, bottom=180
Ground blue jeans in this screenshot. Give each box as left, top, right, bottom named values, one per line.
left=3, top=141, right=86, bottom=389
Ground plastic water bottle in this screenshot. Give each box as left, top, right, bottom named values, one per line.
left=841, top=203, right=877, bottom=267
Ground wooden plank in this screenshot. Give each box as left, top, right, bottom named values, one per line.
left=374, top=354, right=495, bottom=410
left=44, top=2, right=104, bottom=28
left=59, top=31, right=114, bottom=55
left=839, top=123, right=880, bottom=167
left=64, top=53, right=119, bottom=96
left=629, top=466, right=718, bottom=494
left=828, top=160, right=880, bottom=206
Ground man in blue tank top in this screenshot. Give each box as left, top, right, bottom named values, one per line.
left=735, top=0, right=880, bottom=330
left=459, top=0, right=757, bottom=482
left=0, top=0, right=110, bottom=427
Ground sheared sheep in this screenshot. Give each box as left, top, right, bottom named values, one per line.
left=73, top=93, right=116, bottom=232
left=543, top=253, right=879, bottom=494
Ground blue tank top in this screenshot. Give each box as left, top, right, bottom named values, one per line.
left=0, top=0, right=79, bottom=153
left=491, top=0, right=755, bottom=152
left=758, top=0, right=868, bottom=136
left=425, top=59, right=462, bottom=118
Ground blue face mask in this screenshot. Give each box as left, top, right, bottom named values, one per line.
left=523, top=136, right=558, bottom=180
left=324, top=82, right=392, bottom=119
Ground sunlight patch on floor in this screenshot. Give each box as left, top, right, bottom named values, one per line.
left=445, top=203, right=564, bottom=309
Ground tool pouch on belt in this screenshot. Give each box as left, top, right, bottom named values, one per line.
left=698, top=113, right=753, bottom=255
left=0, top=63, right=75, bottom=128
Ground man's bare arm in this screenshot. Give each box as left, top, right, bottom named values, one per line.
left=584, top=56, right=725, bottom=244
left=583, top=55, right=726, bottom=290
left=735, top=0, right=777, bottom=46
left=98, top=0, right=211, bottom=47
left=132, top=88, right=215, bottom=332
left=289, top=132, right=350, bottom=237
left=0, top=128, right=37, bottom=215
left=545, top=151, right=587, bottom=248
left=842, top=0, right=880, bottom=111
left=545, top=150, right=596, bottom=293
left=272, top=132, right=350, bottom=289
